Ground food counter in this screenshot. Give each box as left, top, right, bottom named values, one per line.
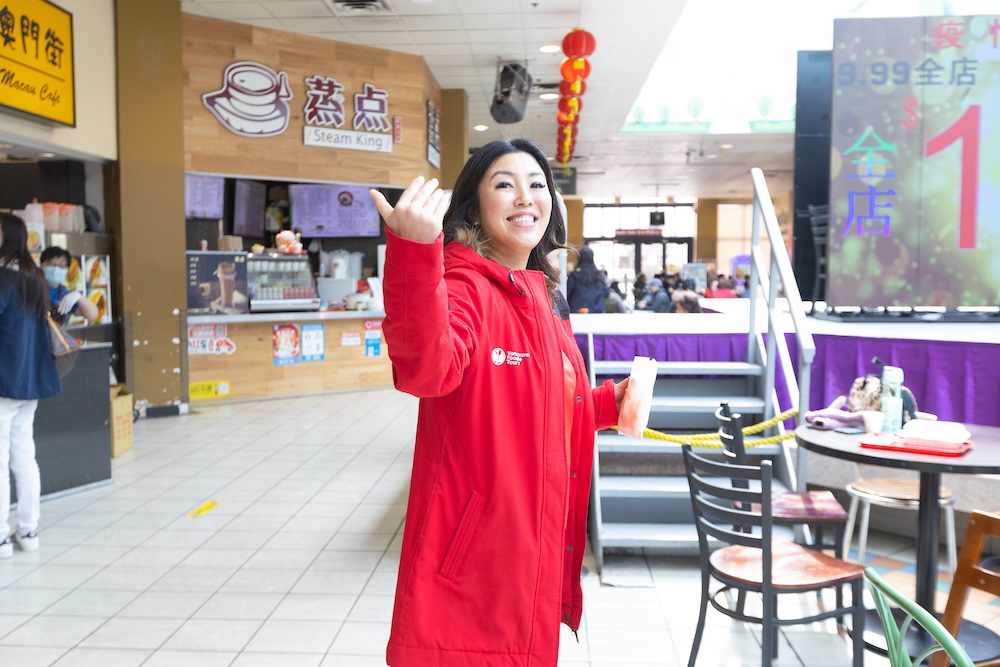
left=186, top=310, right=392, bottom=402
left=11, top=344, right=114, bottom=506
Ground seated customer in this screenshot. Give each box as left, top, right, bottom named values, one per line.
left=636, top=278, right=671, bottom=313
left=566, top=246, right=609, bottom=313
left=39, top=248, right=98, bottom=325
left=672, top=289, right=702, bottom=313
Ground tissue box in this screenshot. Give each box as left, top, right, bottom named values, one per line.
left=110, top=385, right=134, bottom=457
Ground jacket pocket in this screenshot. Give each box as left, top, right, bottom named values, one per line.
left=438, top=490, right=486, bottom=582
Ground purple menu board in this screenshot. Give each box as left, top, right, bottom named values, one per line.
left=233, top=179, right=267, bottom=237
left=184, top=174, right=225, bottom=220
left=828, top=15, right=1000, bottom=308
left=289, top=183, right=381, bottom=238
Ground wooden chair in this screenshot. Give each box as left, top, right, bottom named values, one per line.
left=865, top=566, right=974, bottom=667
left=930, top=510, right=1000, bottom=667
left=682, top=444, right=866, bottom=667
left=843, top=469, right=957, bottom=572
left=717, top=403, right=849, bottom=554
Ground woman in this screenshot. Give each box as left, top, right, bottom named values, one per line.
left=566, top=245, right=609, bottom=312
left=0, top=213, right=60, bottom=558
left=370, top=138, right=627, bottom=667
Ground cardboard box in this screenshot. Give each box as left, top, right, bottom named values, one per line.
left=217, top=235, right=243, bottom=251
left=110, top=384, right=134, bottom=457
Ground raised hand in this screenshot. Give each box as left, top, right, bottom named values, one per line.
left=370, top=175, right=449, bottom=244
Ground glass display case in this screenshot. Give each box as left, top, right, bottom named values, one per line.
left=247, top=254, right=320, bottom=312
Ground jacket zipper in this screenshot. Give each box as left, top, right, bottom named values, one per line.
left=508, top=269, right=524, bottom=296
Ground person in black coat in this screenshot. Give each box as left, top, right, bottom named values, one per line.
left=566, top=245, right=609, bottom=313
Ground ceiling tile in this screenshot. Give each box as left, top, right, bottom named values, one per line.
left=519, top=0, right=582, bottom=11
left=390, top=0, right=460, bottom=16
left=277, top=17, right=345, bottom=32
left=453, top=0, right=513, bottom=14
left=519, top=13, right=579, bottom=30
left=181, top=2, right=216, bottom=17
left=205, top=2, right=273, bottom=20
left=344, top=30, right=417, bottom=45
left=338, top=15, right=407, bottom=31
left=461, top=13, right=522, bottom=30
left=465, top=28, right=525, bottom=43
left=399, top=14, right=464, bottom=30
left=413, top=42, right=473, bottom=56
left=408, top=30, right=468, bottom=44
left=260, top=1, right=332, bottom=18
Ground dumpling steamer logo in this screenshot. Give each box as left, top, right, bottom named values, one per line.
left=491, top=348, right=506, bottom=366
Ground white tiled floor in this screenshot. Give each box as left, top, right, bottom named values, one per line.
left=0, top=388, right=906, bottom=666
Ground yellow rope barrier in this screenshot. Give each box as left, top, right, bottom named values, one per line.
left=611, top=407, right=799, bottom=449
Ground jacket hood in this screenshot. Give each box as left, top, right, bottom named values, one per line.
left=444, top=238, right=528, bottom=298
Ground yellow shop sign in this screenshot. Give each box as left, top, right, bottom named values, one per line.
left=0, top=0, right=74, bottom=126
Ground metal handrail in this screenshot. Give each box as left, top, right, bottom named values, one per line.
left=748, top=168, right=816, bottom=492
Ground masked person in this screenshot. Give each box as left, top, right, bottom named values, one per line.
left=370, top=138, right=628, bottom=667
left=39, top=247, right=98, bottom=324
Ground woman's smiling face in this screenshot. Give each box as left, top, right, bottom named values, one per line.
left=475, top=151, right=552, bottom=270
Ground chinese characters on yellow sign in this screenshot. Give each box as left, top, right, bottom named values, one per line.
left=0, top=0, right=74, bottom=126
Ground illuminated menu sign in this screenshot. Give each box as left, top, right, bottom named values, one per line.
left=0, top=0, right=75, bottom=126
left=828, top=15, right=1000, bottom=308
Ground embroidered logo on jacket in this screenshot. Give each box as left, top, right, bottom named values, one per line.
left=492, top=347, right=531, bottom=367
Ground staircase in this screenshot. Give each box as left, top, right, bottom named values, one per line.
left=582, top=168, right=817, bottom=571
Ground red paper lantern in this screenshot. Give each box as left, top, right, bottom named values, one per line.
left=559, top=79, right=586, bottom=97
left=562, top=28, right=596, bottom=59
left=558, top=96, right=582, bottom=115
left=558, top=124, right=578, bottom=140
left=560, top=57, right=591, bottom=82
left=556, top=111, right=580, bottom=126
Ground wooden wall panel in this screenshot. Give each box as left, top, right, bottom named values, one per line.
left=182, top=15, right=442, bottom=186
left=188, top=319, right=393, bottom=402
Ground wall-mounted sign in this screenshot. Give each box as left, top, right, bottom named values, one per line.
left=0, top=0, right=75, bottom=126
left=426, top=100, right=440, bottom=168
left=202, top=61, right=292, bottom=138
left=828, top=15, right=1000, bottom=308
left=303, top=75, right=393, bottom=152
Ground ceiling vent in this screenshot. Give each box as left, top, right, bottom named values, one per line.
left=325, top=0, right=395, bottom=16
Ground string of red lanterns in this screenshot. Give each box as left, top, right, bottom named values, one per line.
left=556, top=28, right=595, bottom=169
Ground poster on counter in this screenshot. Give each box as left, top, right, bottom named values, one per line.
left=186, top=251, right=249, bottom=315
left=188, top=324, right=236, bottom=355
left=682, top=263, right=709, bottom=294
left=301, top=323, right=325, bottom=361
left=341, top=332, right=361, bottom=347
left=273, top=324, right=300, bottom=366
left=365, top=330, right=381, bottom=357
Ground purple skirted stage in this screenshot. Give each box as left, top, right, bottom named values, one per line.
left=575, top=331, right=1000, bottom=427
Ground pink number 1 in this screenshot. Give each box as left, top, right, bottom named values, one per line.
left=925, top=104, right=980, bottom=250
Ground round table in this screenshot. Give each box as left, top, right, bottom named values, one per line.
left=796, top=423, right=1000, bottom=660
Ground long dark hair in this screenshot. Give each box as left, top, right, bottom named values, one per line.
left=571, top=245, right=605, bottom=287
left=0, top=212, right=50, bottom=319
left=443, top=138, right=567, bottom=292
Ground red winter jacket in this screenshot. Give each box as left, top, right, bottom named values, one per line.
left=382, top=228, right=618, bottom=667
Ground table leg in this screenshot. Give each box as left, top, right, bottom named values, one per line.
left=915, top=471, right=941, bottom=612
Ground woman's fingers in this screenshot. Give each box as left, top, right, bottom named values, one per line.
left=394, top=175, right=425, bottom=211
left=410, top=177, right=440, bottom=209
left=369, top=189, right=394, bottom=223
left=428, top=188, right=449, bottom=218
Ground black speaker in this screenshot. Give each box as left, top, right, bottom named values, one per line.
left=792, top=50, right=833, bottom=298
left=650, top=211, right=665, bottom=226
left=490, top=63, right=532, bottom=124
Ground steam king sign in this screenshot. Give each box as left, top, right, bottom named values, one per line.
left=0, top=0, right=75, bottom=126
left=303, top=77, right=393, bottom=153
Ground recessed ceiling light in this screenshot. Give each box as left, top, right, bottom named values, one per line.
left=0, top=143, right=13, bottom=149
left=473, top=124, right=489, bottom=132
left=539, top=92, right=559, bottom=100
left=38, top=152, right=56, bottom=158
left=719, top=143, right=734, bottom=149
left=539, top=44, right=561, bottom=53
